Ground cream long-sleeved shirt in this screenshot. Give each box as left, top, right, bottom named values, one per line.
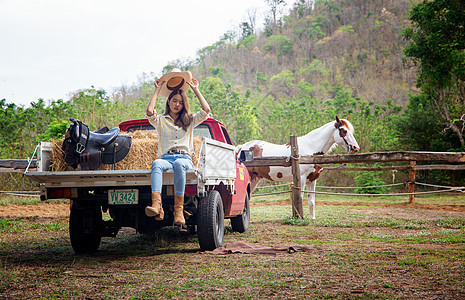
left=147, top=109, right=208, bottom=158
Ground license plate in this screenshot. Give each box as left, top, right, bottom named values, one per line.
left=108, top=189, right=139, bottom=205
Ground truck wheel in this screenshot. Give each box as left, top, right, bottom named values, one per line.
left=231, top=192, right=250, bottom=233
left=197, top=190, right=224, bottom=251
left=69, top=203, right=102, bottom=254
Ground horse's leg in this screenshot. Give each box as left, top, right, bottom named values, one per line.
left=297, top=180, right=306, bottom=218
left=250, top=177, right=262, bottom=193
left=306, top=180, right=317, bottom=219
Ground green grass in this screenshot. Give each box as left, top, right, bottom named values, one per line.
left=435, top=218, right=465, bottom=229
left=30, top=221, right=68, bottom=232
left=0, top=218, right=24, bottom=233
left=0, top=194, right=68, bottom=206
left=361, top=228, right=465, bottom=244
left=280, top=207, right=430, bottom=229
left=0, top=219, right=67, bottom=234
left=0, top=195, right=41, bottom=206
left=0, top=260, right=17, bottom=292
left=250, top=205, right=291, bottom=222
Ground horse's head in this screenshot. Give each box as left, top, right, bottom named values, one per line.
left=333, top=116, right=360, bottom=154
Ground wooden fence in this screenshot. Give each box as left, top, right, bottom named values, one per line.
left=244, top=135, right=465, bottom=218
left=2, top=137, right=465, bottom=218
left=0, top=159, right=36, bottom=172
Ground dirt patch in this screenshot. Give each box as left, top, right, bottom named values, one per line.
left=0, top=202, right=70, bottom=218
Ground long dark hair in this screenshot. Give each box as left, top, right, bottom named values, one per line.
left=165, top=89, right=193, bottom=131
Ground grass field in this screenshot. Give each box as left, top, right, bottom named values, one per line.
left=0, top=193, right=464, bottom=299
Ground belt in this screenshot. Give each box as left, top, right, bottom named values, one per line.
left=167, top=149, right=187, bottom=154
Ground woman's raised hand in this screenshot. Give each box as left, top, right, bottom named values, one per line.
left=188, top=77, right=199, bottom=90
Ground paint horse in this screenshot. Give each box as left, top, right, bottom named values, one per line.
left=236, top=116, right=360, bottom=219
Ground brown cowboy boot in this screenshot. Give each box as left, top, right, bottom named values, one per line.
left=145, top=192, right=164, bottom=220
left=173, top=195, right=185, bottom=226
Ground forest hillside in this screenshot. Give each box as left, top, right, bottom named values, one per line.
left=190, top=0, right=417, bottom=107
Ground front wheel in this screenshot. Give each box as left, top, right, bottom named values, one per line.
left=197, top=190, right=224, bottom=251
left=231, top=192, right=250, bottom=233
left=69, top=202, right=102, bottom=254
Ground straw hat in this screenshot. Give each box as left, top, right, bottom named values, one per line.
left=158, top=68, right=193, bottom=97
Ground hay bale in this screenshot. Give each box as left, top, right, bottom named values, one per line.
left=50, top=139, right=75, bottom=172
left=50, top=131, right=202, bottom=171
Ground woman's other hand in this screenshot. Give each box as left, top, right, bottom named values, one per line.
left=155, top=79, right=165, bottom=90
left=188, top=77, right=199, bottom=90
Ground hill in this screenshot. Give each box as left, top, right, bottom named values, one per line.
left=189, top=0, right=418, bottom=107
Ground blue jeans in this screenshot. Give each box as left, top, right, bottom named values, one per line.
left=151, top=154, right=193, bottom=196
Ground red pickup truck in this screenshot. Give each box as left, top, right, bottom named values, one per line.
left=26, top=117, right=253, bottom=254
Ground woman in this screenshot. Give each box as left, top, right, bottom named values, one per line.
left=145, top=69, right=210, bottom=226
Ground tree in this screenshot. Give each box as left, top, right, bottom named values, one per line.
left=395, top=94, right=449, bottom=151
left=403, top=0, right=465, bottom=148
left=265, top=0, right=287, bottom=26
left=198, top=77, right=261, bottom=144
left=246, top=8, right=258, bottom=35
left=240, top=22, right=253, bottom=39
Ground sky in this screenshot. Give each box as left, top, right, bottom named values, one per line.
left=0, top=0, right=295, bottom=107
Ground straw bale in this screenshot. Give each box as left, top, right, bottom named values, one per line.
left=50, top=131, right=202, bottom=171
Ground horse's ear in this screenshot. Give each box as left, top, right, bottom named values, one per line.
left=346, top=115, right=349, bottom=120
left=335, top=116, right=341, bottom=128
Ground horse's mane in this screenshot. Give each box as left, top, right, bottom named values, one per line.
left=326, top=143, right=338, bottom=154
left=301, top=120, right=335, bottom=139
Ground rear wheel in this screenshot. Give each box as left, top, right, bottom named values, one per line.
left=69, top=202, right=102, bottom=254
left=197, top=190, right=224, bottom=251
left=231, top=192, right=250, bottom=233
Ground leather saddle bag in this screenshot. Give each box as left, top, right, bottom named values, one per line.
left=62, top=118, right=132, bottom=170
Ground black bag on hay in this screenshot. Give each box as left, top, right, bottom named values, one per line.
left=62, top=118, right=132, bottom=170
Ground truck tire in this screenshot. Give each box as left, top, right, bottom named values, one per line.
left=197, top=190, right=224, bottom=251
left=231, top=192, right=250, bottom=233
left=69, top=203, right=102, bottom=254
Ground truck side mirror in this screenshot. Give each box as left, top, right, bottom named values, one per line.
left=238, top=150, right=254, bottom=163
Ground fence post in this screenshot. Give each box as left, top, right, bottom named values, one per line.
left=290, top=135, right=303, bottom=219
left=409, top=161, right=416, bottom=203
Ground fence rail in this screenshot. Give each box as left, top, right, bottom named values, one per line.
left=324, top=164, right=465, bottom=171
left=245, top=151, right=465, bottom=167
left=0, top=159, right=37, bottom=173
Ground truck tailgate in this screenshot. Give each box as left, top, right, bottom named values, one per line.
left=26, top=169, right=199, bottom=188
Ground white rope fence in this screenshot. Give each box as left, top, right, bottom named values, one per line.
left=318, top=183, right=404, bottom=189
left=251, top=182, right=465, bottom=197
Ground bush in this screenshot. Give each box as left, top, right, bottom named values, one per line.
left=354, top=171, right=386, bottom=194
